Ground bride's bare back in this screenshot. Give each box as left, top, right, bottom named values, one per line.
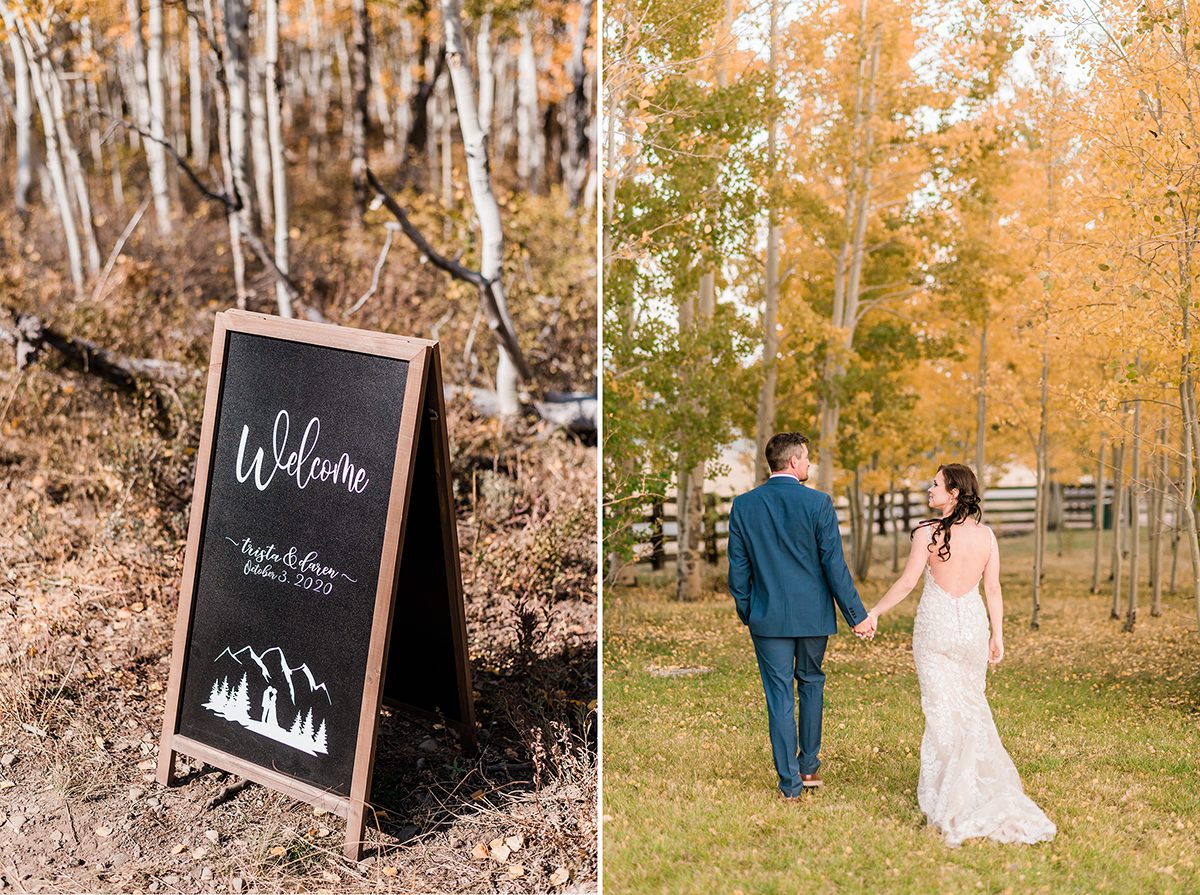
left=923, top=520, right=999, bottom=598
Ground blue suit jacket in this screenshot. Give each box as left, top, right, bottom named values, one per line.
left=727, top=476, right=868, bottom=637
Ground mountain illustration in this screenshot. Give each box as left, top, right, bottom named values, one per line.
left=205, top=645, right=331, bottom=756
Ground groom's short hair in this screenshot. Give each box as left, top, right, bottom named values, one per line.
left=766, top=432, right=810, bottom=471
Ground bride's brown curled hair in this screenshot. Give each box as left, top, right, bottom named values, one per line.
left=912, top=463, right=982, bottom=561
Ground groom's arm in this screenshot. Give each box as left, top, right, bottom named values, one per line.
left=814, top=493, right=869, bottom=628
left=727, top=499, right=753, bottom=625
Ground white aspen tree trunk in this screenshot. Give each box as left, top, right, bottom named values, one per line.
left=975, top=312, right=988, bottom=476
left=144, top=0, right=174, bottom=235
left=80, top=17, right=105, bottom=173
left=1125, top=391, right=1142, bottom=632
left=441, top=83, right=453, bottom=217
left=41, top=48, right=102, bottom=275
left=99, top=74, right=126, bottom=208
left=494, top=46, right=516, bottom=167
left=1151, top=417, right=1167, bottom=616
left=476, top=13, right=494, bottom=139
left=675, top=276, right=713, bottom=602
left=1181, top=288, right=1200, bottom=628
left=207, top=0, right=248, bottom=307
left=1091, top=435, right=1106, bottom=594
left=125, top=0, right=150, bottom=131
left=1111, top=436, right=1126, bottom=619
left=5, top=17, right=35, bottom=223
left=224, top=0, right=256, bottom=242
left=563, top=0, right=594, bottom=208
left=249, top=54, right=274, bottom=232
left=350, top=0, right=371, bottom=222
left=427, top=74, right=444, bottom=200
left=442, top=0, right=527, bottom=417
left=755, top=0, right=780, bottom=483
left=396, top=18, right=414, bottom=147
left=1031, top=350, right=1049, bottom=629
left=265, top=0, right=291, bottom=318
left=188, top=8, right=207, bottom=167
left=371, top=53, right=393, bottom=156
left=333, top=25, right=352, bottom=143
left=1181, top=381, right=1200, bottom=630
left=307, top=0, right=326, bottom=165
left=167, top=5, right=184, bottom=199
left=516, top=11, right=543, bottom=194
left=12, top=17, right=84, bottom=292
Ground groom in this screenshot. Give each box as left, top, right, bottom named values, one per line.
left=727, top=432, right=875, bottom=798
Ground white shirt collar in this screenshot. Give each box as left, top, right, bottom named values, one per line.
left=768, top=473, right=800, bottom=482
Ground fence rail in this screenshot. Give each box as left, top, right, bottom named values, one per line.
left=634, top=483, right=1122, bottom=568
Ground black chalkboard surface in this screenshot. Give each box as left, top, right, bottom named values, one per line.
left=157, top=311, right=474, bottom=859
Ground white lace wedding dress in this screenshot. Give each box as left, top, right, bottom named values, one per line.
left=912, top=560, right=1056, bottom=847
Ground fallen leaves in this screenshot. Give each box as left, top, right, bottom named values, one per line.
left=549, top=866, right=571, bottom=886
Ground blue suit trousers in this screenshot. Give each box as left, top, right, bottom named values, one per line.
left=751, top=634, right=828, bottom=796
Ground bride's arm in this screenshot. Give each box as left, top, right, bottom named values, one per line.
left=869, top=527, right=930, bottom=622
left=983, top=528, right=1004, bottom=663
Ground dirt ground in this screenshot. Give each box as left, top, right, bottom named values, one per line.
left=0, top=341, right=597, bottom=893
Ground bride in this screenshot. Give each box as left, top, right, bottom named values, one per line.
left=866, top=463, right=1056, bottom=847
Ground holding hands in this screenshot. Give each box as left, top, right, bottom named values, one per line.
left=852, top=613, right=877, bottom=641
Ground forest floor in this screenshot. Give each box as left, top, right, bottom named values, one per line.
left=603, top=530, right=1200, bottom=894
left=0, top=177, right=597, bottom=893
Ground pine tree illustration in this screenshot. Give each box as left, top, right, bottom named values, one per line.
left=289, top=711, right=304, bottom=736
left=300, top=708, right=314, bottom=742
left=232, top=673, right=251, bottom=721
left=207, top=679, right=222, bottom=706
left=313, top=719, right=328, bottom=753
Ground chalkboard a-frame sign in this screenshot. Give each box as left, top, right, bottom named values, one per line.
left=157, top=310, right=475, bottom=859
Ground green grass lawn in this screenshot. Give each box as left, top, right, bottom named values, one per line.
left=602, top=531, right=1200, bottom=894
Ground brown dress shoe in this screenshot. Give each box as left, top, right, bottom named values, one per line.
left=801, top=772, right=823, bottom=788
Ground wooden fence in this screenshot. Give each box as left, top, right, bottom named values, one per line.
left=635, top=483, right=1120, bottom=568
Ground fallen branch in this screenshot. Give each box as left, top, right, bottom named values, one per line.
left=0, top=311, right=189, bottom=385
left=205, top=778, right=252, bottom=810
left=346, top=221, right=400, bottom=317
left=364, top=166, right=533, bottom=382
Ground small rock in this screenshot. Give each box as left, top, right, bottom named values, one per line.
left=163, top=875, right=180, bottom=886
left=171, top=844, right=187, bottom=855
left=201, top=867, right=213, bottom=881
left=448, top=834, right=462, bottom=848
left=507, top=864, right=525, bottom=878
left=231, top=877, right=245, bottom=893
left=416, top=757, right=427, bottom=770
left=111, top=853, right=129, bottom=868
left=192, top=846, right=209, bottom=860
left=128, top=787, right=145, bottom=801
left=312, top=807, right=327, bottom=817
left=505, top=834, right=524, bottom=852
left=317, top=827, right=330, bottom=838
left=204, top=829, right=220, bottom=844
left=0, top=753, right=16, bottom=768
left=488, top=839, right=511, bottom=862
left=417, top=737, right=438, bottom=753
left=470, top=842, right=489, bottom=860
left=95, top=826, right=112, bottom=838
left=149, top=882, right=160, bottom=893
left=6, top=815, right=26, bottom=834
left=147, top=798, right=161, bottom=808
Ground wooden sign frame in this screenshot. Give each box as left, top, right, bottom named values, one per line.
left=157, top=309, right=476, bottom=859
